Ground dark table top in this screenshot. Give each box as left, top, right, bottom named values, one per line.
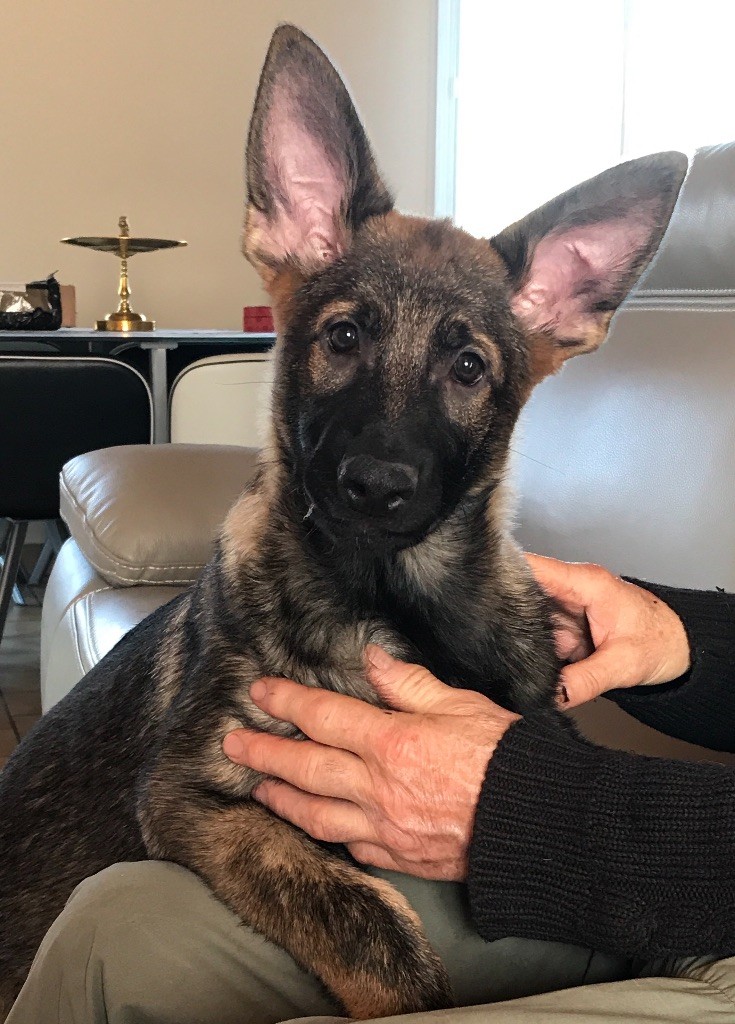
left=0, top=328, right=277, bottom=358
left=0, top=328, right=276, bottom=344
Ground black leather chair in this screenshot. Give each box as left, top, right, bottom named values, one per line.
left=0, top=355, right=152, bottom=645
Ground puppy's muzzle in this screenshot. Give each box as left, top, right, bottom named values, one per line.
left=338, top=455, right=419, bottom=519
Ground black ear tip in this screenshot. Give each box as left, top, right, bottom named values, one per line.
left=659, top=150, right=688, bottom=169
left=649, top=150, right=689, bottom=185
left=664, top=150, right=689, bottom=170
left=261, top=24, right=337, bottom=82
left=627, top=150, right=689, bottom=197
left=646, top=152, right=689, bottom=215
left=271, top=23, right=312, bottom=44
left=269, top=23, right=321, bottom=57
left=666, top=152, right=689, bottom=193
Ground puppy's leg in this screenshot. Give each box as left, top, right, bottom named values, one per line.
left=0, top=980, right=17, bottom=1022
left=139, top=792, right=452, bottom=1018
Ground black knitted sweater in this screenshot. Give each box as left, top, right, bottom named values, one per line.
left=468, top=582, right=735, bottom=959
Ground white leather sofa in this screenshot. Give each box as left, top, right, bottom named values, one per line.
left=514, top=142, right=735, bottom=591
left=40, top=144, right=735, bottom=764
left=40, top=445, right=258, bottom=711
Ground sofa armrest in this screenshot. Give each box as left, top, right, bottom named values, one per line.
left=60, top=444, right=259, bottom=586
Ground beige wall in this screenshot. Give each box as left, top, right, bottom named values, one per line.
left=1, top=1, right=437, bottom=330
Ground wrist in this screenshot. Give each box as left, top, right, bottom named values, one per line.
left=625, top=578, right=733, bottom=678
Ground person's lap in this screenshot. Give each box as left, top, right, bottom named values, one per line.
left=6, top=861, right=728, bottom=1024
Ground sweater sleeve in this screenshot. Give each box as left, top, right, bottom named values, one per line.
left=608, top=582, right=735, bottom=752
left=468, top=715, right=735, bottom=959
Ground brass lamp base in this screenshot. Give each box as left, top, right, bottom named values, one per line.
left=61, top=216, right=186, bottom=333
left=96, top=311, right=156, bottom=332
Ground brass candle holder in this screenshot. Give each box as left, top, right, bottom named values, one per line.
left=61, top=216, right=187, bottom=332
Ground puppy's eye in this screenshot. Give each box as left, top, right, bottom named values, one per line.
left=452, top=351, right=485, bottom=386
left=328, top=321, right=360, bottom=354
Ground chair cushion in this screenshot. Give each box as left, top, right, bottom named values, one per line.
left=169, top=352, right=274, bottom=446
left=60, top=444, right=259, bottom=587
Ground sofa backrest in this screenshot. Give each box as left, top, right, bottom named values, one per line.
left=514, top=143, right=735, bottom=591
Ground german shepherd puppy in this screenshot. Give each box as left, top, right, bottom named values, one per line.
left=0, top=25, right=685, bottom=1020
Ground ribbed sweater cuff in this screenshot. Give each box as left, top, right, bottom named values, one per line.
left=468, top=715, right=735, bottom=958
left=610, top=580, right=735, bottom=752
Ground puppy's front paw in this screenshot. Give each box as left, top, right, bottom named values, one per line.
left=333, top=874, right=453, bottom=1018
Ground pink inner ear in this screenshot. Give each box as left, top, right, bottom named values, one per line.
left=511, top=208, right=657, bottom=345
left=252, top=83, right=348, bottom=267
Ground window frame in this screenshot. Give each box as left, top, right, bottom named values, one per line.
left=434, top=0, right=461, bottom=218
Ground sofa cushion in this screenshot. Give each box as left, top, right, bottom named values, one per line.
left=59, top=444, right=259, bottom=587
left=41, top=539, right=184, bottom=711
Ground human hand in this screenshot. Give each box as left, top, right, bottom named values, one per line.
left=526, top=553, right=691, bottom=707
left=222, top=646, right=519, bottom=881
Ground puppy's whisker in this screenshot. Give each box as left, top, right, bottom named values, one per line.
left=508, top=446, right=564, bottom=473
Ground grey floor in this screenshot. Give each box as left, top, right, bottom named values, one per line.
left=0, top=602, right=43, bottom=770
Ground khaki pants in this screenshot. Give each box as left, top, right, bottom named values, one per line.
left=7, top=861, right=734, bottom=1023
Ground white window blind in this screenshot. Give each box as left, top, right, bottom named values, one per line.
left=451, top=0, right=735, bottom=237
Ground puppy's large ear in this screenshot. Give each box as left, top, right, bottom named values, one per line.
left=492, top=152, right=687, bottom=375
left=244, top=25, right=393, bottom=282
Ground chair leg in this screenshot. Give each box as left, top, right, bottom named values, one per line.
left=12, top=560, right=31, bottom=606
left=0, top=521, right=29, bottom=647
left=47, top=519, right=69, bottom=554
left=27, top=538, right=54, bottom=587
left=27, top=520, right=68, bottom=587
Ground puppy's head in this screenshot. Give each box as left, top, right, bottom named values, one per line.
left=244, top=25, right=686, bottom=553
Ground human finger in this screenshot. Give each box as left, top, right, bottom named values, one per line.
left=347, top=841, right=464, bottom=882
left=525, top=553, right=608, bottom=612
left=223, top=727, right=369, bottom=800
left=249, top=677, right=386, bottom=755
left=557, top=643, right=641, bottom=707
left=253, top=780, right=373, bottom=845
left=365, top=646, right=485, bottom=716
left=346, top=841, right=405, bottom=872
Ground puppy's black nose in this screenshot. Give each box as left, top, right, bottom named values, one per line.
left=338, top=455, right=419, bottom=517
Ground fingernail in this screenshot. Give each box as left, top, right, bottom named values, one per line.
left=222, top=732, right=246, bottom=760
left=250, top=679, right=267, bottom=702
left=559, top=685, right=570, bottom=705
left=366, top=644, right=394, bottom=671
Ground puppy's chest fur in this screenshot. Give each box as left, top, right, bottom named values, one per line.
left=154, top=482, right=558, bottom=806
left=155, top=572, right=411, bottom=800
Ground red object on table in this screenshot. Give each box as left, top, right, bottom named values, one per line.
left=243, top=306, right=274, bottom=332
